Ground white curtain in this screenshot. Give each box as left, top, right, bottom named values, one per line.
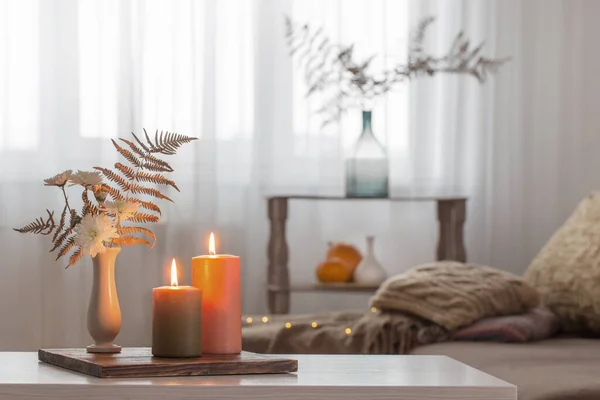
left=1, top=0, right=598, bottom=350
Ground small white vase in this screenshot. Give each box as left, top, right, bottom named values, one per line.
left=353, top=236, right=387, bottom=286
left=87, top=247, right=122, bottom=353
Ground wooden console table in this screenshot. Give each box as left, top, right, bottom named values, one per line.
left=266, top=195, right=467, bottom=314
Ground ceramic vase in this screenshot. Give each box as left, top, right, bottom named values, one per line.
left=353, top=236, right=387, bottom=285
left=345, top=110, right=389, bottom=198
left=87, top=247, right=122, bottom=353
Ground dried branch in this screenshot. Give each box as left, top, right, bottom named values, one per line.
left=285, top=15, right=510, bottom=126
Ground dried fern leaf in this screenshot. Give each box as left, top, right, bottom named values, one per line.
left=52, top=205, right=68, bottom=242
left=69, top=210, right=80, bottom=228
left=111, top=139, right=141, bottom=167
left=119, top=138, right=146, bottom=158
left=129, top=197, right=162, bottom=215
left=115, top=162, right=136, bottom=180
left=141, top=160, right=174, bottom=173
left=131, top=132, right=150, bottom=153
left=117, top=226, right=156, bottom=247
left=128, top=183, right=173, bottom=202
left=149, top=130, right=198, bottom=155
left=51, top=228, right=73, bottom=252
left=135, top=171, right=179, bottom=191
left=94, top=167, right=130, bottom=191
left=66, top=247, right=83, bottom=269
left=14, top=218, right=49, bottom=234
left=128, top=212, right=160, bottom=224
left=14, top=210, right=55, bottom=235
left=142, top=152, right=173, bottom=172
left=81, top=190, right=100, bottom=216
left=56, top=236, right=76, bottom=261
left=144, top=128, right=153, bottom=148
left=99, top=184, right=125, bottom=201
left=112, top=235, right=153, bottom=248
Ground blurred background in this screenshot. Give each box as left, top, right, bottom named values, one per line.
left=1, top=0, right=599, bottom=350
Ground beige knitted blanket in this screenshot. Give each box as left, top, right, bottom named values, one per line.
left=243, top=262, right=538, bottom=354
left=242, top=310, right=448, bottom=354
left=371, top=262, right=540, bottom=330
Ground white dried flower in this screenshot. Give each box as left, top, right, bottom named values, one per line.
left=69, top=170, right=103, bottom=187
left=74, top=214, right=119, bottom=257
left=103, top=200, right=139, bottom=221
left=44, top=170, right=73, bottom=187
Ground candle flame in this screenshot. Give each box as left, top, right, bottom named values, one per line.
left=209, top=232, right=216, bottom=256
left=170, top=258, right=178, bottom=287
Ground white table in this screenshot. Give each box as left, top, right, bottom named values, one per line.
left=0, top=352, right=516, bottom=400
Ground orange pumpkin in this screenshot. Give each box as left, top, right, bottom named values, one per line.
left=326, top=242, right=362, bottom=277
left=316, top=258, right=352, bottom=283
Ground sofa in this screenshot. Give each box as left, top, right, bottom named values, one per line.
left=412, top=338, right=600, bottom=400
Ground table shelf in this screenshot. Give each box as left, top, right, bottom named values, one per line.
left=266, top=195, right=468, bottom=314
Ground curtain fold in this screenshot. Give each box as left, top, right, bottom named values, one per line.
left=1, top=0, right=598, bottom=350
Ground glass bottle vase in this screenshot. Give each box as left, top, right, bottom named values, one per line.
left=345, top=110, right=389, bottom=198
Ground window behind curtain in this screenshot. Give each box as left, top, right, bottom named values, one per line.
left=0, top=0, right=409, bottom=155
left=0, top=0, right=39, bottom=150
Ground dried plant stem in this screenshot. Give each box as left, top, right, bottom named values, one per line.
left=285, top=15, right=509, bottom=126
left=61, top=186, right=72, bottom=212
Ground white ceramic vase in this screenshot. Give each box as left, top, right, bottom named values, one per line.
left=353, top=236, right=387, bottom=286
left=87, top=247, right=122, bottom=353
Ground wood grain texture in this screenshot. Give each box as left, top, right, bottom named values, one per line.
left=38, top=348, right=297, bottom=378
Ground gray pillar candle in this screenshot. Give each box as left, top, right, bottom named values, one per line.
left=152, top=260, right=202, bottom=358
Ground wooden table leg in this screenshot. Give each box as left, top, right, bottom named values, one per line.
left=436, top=199, right=467, bottom=262
left=267, top=197, right=290, bottom=314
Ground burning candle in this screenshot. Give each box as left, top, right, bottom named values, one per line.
left=191, top=233, right=241, bottom=354
left=152, top=259, right=203, bottom=358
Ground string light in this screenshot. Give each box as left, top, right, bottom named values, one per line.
left=242, top=307, right=374, bottom=330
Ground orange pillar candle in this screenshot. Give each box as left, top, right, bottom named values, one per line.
left=152, top=259, right=203, bottom=358
left=191, top=233, right=241, bottom=354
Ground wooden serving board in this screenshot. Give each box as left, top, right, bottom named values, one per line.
left=38, top=348, right=298, bottom=378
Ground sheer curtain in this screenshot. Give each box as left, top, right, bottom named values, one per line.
left=1, top=0, right=598, bottom=350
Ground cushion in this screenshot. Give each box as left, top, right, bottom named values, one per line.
left=525, top=192, right=600, bottom=334
left=452, top=307, right=560, bottom=342
left=370, top=261, right=540, bottom=331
